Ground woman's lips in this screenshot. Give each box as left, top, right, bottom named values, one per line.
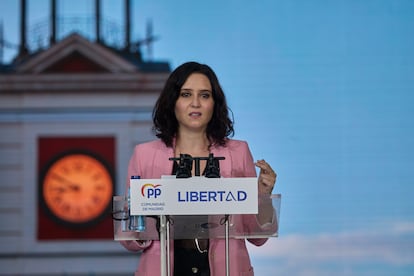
left=189, top=112, right=202, bottom=117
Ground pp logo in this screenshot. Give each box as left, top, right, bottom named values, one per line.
left=141, top=183, right=162, bottom=198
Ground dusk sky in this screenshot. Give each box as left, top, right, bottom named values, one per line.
left=1, top=0, right=414, bottom=275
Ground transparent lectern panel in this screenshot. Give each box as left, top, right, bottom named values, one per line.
left=228, top=194, right=281, bottom=239
left=112, top=196, right=160, bottom=240
left=113, top=194, right=281, bottom=241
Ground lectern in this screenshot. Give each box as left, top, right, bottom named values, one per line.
left=113, top=176, right=281, bottom=276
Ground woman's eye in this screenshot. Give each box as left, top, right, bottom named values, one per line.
left=201, top=93, right=211, bottom=99
left=180, top=92, right=191, bottom=97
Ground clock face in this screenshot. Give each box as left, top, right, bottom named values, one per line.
left=40, top=152, right=114, bottom=226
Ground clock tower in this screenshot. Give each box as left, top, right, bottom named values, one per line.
left=0, top=14, right=170, bottom=276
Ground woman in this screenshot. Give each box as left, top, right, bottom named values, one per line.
left=121, top=61, right=277, bottom=276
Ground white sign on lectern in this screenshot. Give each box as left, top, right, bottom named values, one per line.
left=129, top=176, right=258, bottom=216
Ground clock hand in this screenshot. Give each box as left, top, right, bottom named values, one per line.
left=50, top=173, right=81, bottom=192
left=51, top=186, right=67, bottom=193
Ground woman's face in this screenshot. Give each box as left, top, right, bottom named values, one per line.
left=175, top=73, right=215, bottom=133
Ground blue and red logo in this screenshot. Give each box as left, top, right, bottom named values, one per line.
left=141, top=183, right=162, bottom=198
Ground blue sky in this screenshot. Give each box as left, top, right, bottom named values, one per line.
left=1, top=0, right=414, bottom=275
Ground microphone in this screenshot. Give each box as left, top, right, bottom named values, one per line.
left=169, top=154, right=193, bottom=178
left=204, top=153, right=225, bottom=178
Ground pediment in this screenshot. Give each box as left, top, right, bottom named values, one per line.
left=16, top=33, right=137, bottom=74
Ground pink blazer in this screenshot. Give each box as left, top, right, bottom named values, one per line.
left=121, top=139, right=274, bottom=276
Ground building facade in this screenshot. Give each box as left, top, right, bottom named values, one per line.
left=0, top=32, right=170, bottom=275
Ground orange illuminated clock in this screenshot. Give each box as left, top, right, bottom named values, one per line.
left=40, top=151, right=114, bottom=226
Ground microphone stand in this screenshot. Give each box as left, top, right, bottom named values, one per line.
left=162, top=153, right=228, bottom=275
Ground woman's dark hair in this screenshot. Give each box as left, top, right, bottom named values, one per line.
left=153, top=61, right=234, bottom=147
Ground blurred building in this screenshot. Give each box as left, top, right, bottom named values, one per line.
left=0, top=0, right=170, bottom=275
